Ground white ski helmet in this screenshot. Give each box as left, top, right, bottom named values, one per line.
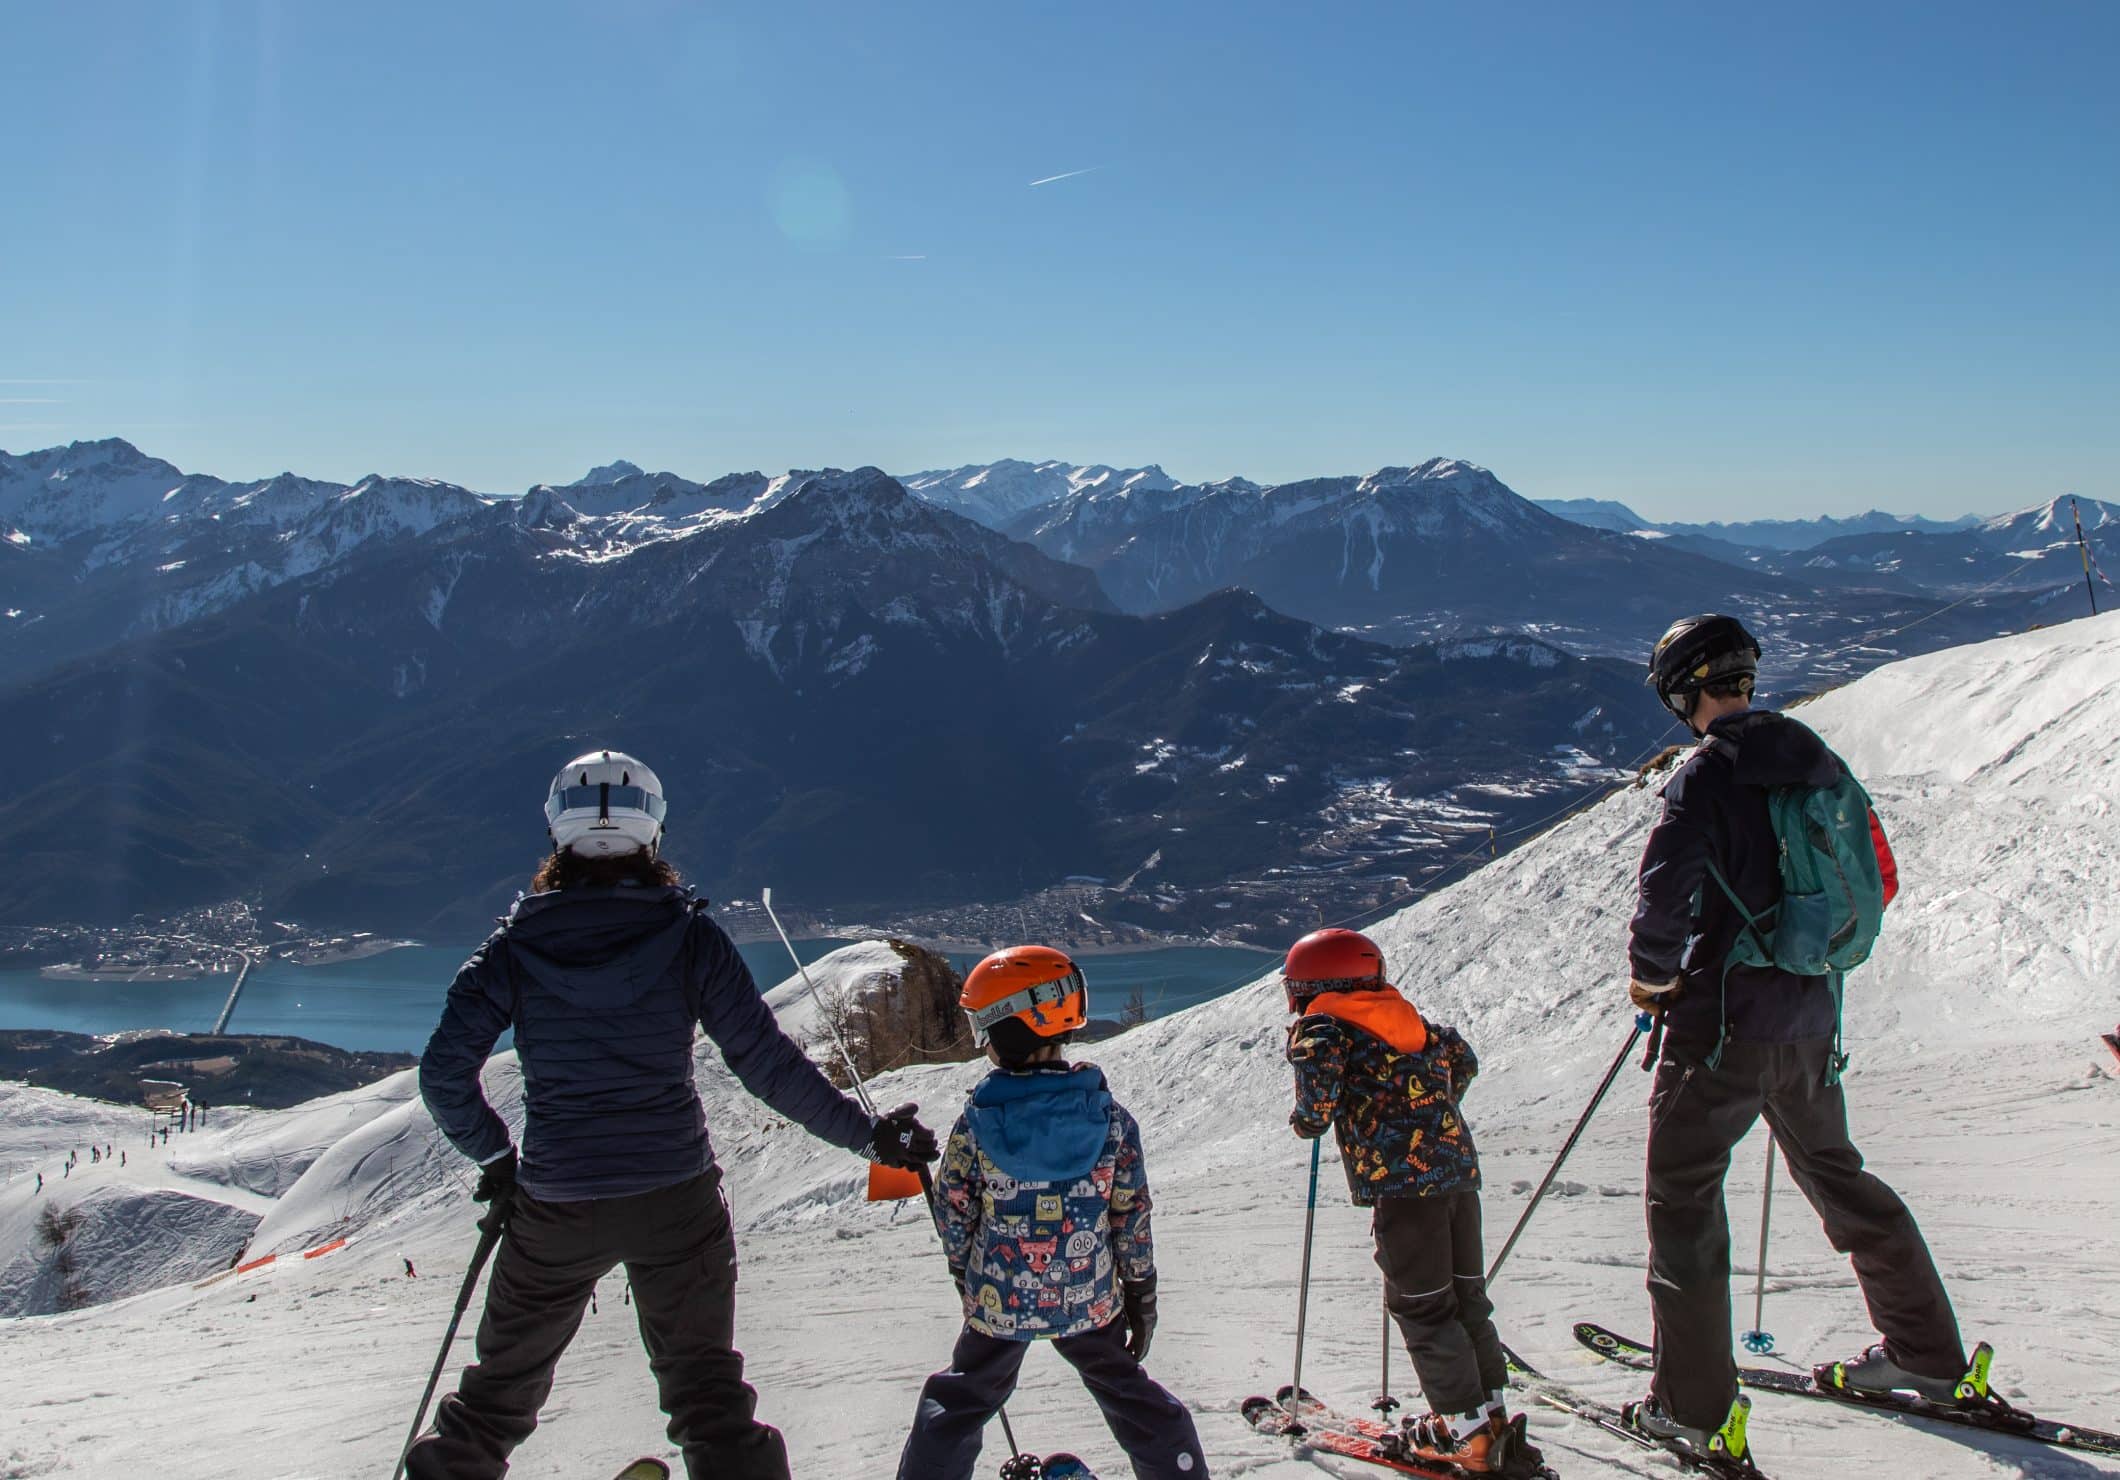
left=544, top=750, right=668, bottom=856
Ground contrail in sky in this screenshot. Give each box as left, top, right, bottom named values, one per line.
left=1028, top=166, right=1102, bottom=187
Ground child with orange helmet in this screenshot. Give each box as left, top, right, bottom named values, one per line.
left=896, top=945, right=1208, bottom=1480
left=1283, top=928, right=1543, bottom=1478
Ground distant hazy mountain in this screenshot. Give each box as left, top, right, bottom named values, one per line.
left=901, top=459, right=1177, bottom=528
left=1532, top=497, right=1655, bottom=534
left=1533, top=495, right=1983, bottom=551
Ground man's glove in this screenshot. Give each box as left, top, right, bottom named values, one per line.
left=1289, top=1110, right=1327, bottom=1141
left=867, top=1102, right=939, bottom=1169
left=1121, top=1277, right=1158, bottom=1363
left=1628, top=977, right=1680, bottom=1013
left=474, top=1148, right=519, bottom=1207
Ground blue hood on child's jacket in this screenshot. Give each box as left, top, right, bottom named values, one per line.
left=964, top=1063, right=1113, bottom=1183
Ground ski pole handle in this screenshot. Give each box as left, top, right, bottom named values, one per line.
left=1638, top=1009, right=1663, bottom=1071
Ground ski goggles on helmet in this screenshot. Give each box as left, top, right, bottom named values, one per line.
left=544, top=784, right=669, bottom=826
left=965, top=967, right=1088, bottom=1045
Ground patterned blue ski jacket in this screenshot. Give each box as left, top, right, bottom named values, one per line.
left=932, top=1061, right=1154, bottom=1341
left=419, top=884, right=874, bottom=1201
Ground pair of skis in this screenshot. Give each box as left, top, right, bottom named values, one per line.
left=1242, top=1385, right=1561, bottom=1479
left=1572, top=1321, right=2120, bottom=1461
left=1500, top=1346, right=1763, bottom=1479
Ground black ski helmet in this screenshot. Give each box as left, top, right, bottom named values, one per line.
left=1648, top=613, right=1762, bottom=720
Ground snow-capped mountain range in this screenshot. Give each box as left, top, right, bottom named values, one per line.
left=0, top=459, right=1669, bottom=938
left=4, top=439, right=2108, bottom=682
left=3, top=614, right=2113, bottom=1477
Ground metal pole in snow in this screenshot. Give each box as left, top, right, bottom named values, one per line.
left=1289, top=1136, right=1324, bottom=1417
left=1742, top=1139, right=1779, bottom=1354
left=1487, top=1014, right=1651, bottom=1286
left=760, top=887, right=876, bottom=1116
left=2075, top=498, right=2101, bottom=617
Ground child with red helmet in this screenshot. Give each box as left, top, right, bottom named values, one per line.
left=896, top=946, right=1208, bottom=1480
left=1283, top=928, right=1543, bottom=1478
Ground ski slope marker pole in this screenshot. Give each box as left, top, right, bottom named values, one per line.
left=761, top=888, right=1027, bottom=1464
left=1486, top=1013, right=1650, bottom=1287
left=1741, top=1139, right=1778, bottom=1354
left=1289, top=1135, right=1323, bottom=1416
left=392, top=1199, right=509, bottom=1480
left=2075, top=497, right=2100, bottom=617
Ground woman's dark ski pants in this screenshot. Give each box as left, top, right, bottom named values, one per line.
left=404, top=1170, right=787, bottom=1480
left=897, top=1320, right=1208, bottom=1480
left=1373, top=1189, right=1508, bottom=1416
left=1645, top=1036, right=1965, bottom=1430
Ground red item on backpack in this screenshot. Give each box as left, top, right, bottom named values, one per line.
left=1868, top=809, right=1899, bottom=907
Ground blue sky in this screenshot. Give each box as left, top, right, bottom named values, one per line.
left=4, top=1, right=2114, bottom=519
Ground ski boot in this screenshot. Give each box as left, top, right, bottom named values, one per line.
left=1623, top=1392, right=1752, bottom=1464
left=1384, top=1409, right=1547, bottom=1476
left=1819, top=1341, right=1990, bottom=1406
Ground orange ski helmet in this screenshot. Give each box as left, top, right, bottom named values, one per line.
left=961, top=945, right=1088, bottom=1053
left=1282, top=927, right=1387, bottom=1008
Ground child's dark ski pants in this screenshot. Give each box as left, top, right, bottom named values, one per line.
left=404, top=1170, right=787, bottom=1480
left=1373, top=1189, right=1507, bottom=1415
left=1646, top=1035, right=1965, bottom=1429
left=897, top=1319, right=1208, bottom=1480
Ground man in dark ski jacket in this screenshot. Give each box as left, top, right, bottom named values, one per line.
left=407, top=749, right=937, bottom=1480
left=1625, top=616, right=1967, bottom=1461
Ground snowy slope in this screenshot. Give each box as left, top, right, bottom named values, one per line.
left=1, top=617, right=2116, bottom=1476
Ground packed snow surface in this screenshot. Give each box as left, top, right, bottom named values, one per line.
left=2, top=616, right=2117, bottom=1476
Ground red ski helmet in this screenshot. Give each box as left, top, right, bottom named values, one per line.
left=1282, top=928, right=1387, bottom=1008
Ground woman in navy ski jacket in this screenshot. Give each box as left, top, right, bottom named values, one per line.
left=407, top=749, right=936, bottom=1480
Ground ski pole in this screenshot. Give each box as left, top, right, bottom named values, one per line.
left=760, top=887, right=877, bottom=1117
left=761, top=889, right=1030, bottom=1465
left=1374, top=1300, right=1399, bottom=1415
left=392, top=1199, right=509, bottom=1480
left=1486, top=1013, right=1650, bottom=1286
left=1288, top=1135, right=1323, bottom=1417
left=1741, top=1139, right=1778, bottom=1354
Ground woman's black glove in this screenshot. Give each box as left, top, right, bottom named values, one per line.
left=868, top=1103, right=939, bottom=1169
left=1121, top=1276, right=1158, bottom=1362
left=474, top=1149, right=519, bottom=1208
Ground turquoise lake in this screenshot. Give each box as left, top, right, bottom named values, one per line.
left=0, top=940, right=1270, bottom=1054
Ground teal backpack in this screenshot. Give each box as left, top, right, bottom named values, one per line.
left=1702, top=738, right=1887, bottom=1083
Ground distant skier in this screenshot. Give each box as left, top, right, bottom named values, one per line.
left=1626, top=614, right=1971, bottom=1460
left=406, top=750, right=937, bottom=1480
left=403, top=1257, right=417, bottom=1279
left=119, top=1152, right=125, bottom=1168
left=1282, top=928, right=1544, bottom=1477
left=33, top=1172, right=41, bottom=1193
left=90, top=1147, right=99, bottom=1164
left=898, top=946, right=1206, bottom=1480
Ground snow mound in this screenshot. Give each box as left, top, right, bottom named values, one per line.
left=0, top=1185, right=257, bottom=1317
left=759, top=938, right=914, bottom=1047
left=170, top=1069, right=423, bottom=1199
left=248, top=1060, right=521, bottom=1257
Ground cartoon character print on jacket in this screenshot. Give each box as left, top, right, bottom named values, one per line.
left=932, top=1061, right=1155, bottom=1341
left=1287, top=986, right=1481, bottom=1205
